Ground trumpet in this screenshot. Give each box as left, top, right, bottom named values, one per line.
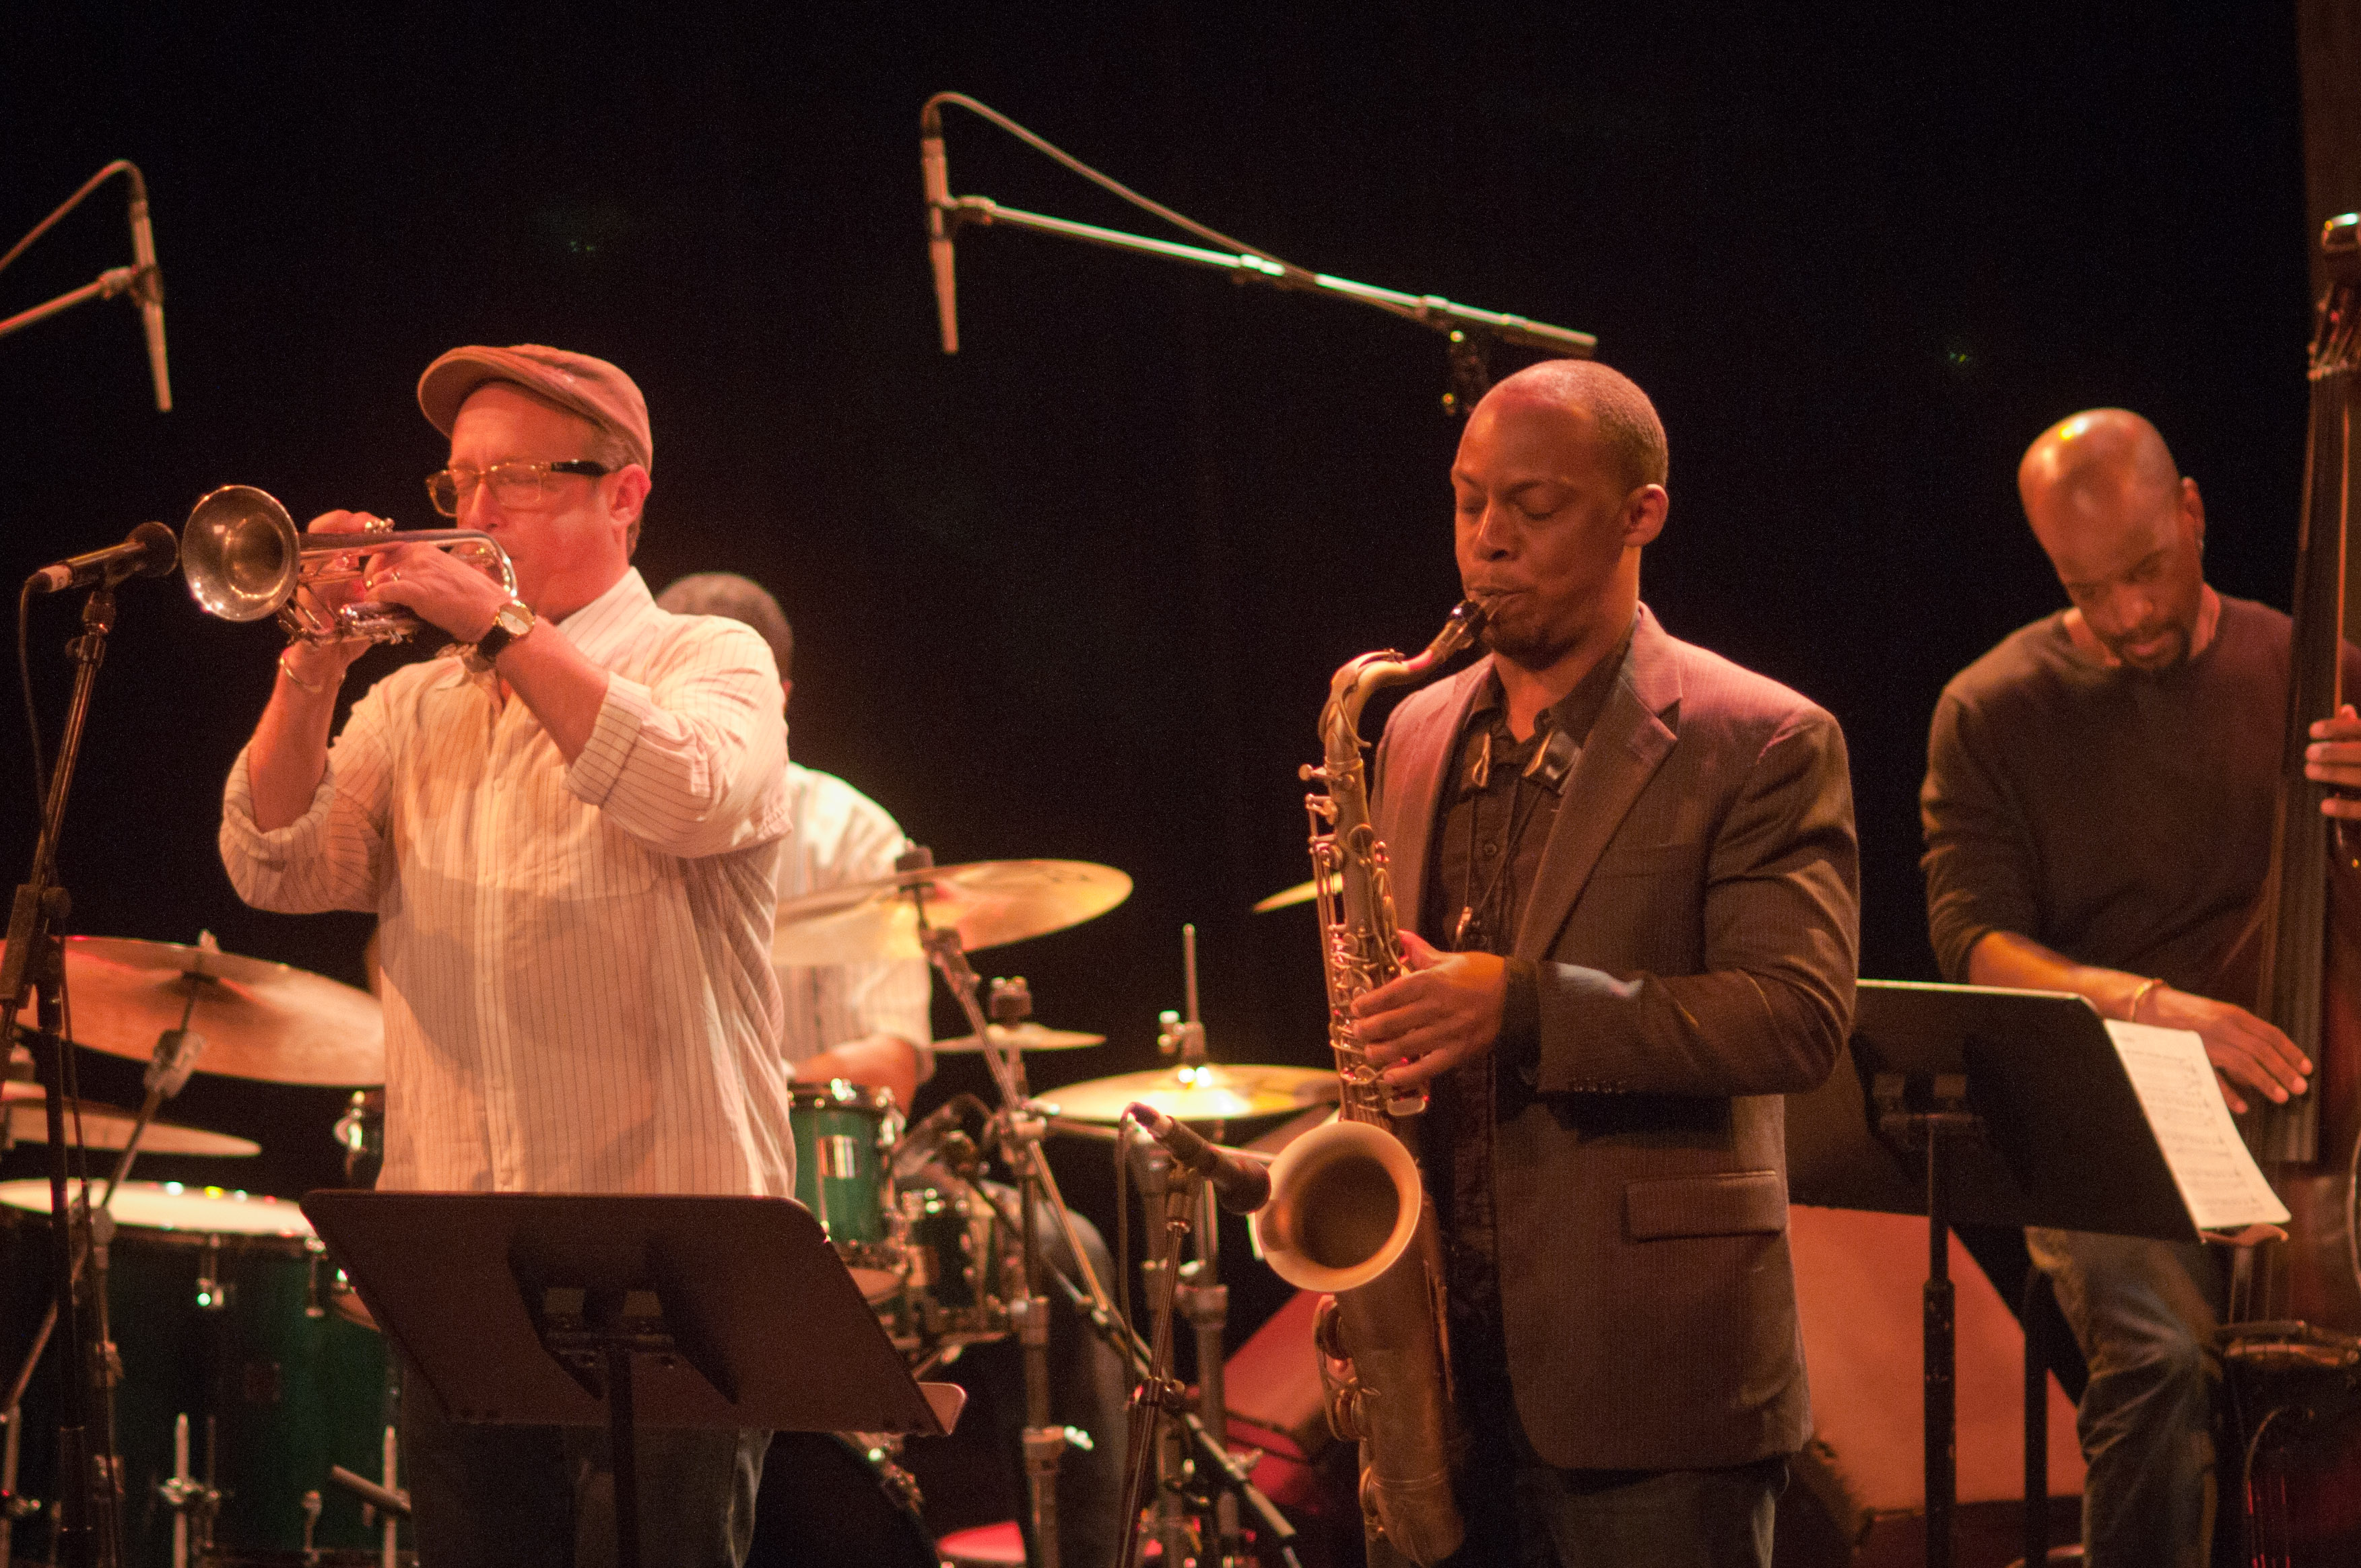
left=182, top=484, right=514, bottom=645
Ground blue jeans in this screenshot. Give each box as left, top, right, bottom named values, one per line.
left=399, top=1351, right=768, bottom=1568
left=2026, top=1226, right=2222, bottom=1568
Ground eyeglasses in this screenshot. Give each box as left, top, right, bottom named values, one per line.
left=425, top=459, right=612, bottom=517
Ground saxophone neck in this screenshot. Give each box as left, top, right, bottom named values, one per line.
left=1321, top=600, right=1490, bottom=758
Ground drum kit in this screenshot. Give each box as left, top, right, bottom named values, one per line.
left=0, top=857, right=1337, bottom=1568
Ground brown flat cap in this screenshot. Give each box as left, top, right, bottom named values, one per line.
left=416, top=344, right=653, bottom=472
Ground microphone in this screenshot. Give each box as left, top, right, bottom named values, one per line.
left=28, top=521, right=179, bottom=594
left=1129, top=1101, right=1272, bottom=1215
left=921, top=105, right=958, bottom=354
left=127, top=183, right=171, bottom=412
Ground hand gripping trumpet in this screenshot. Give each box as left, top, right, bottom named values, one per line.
left=1249, top=599, right=1485, bottom=1567
left=180, top=483, right=514, bottom=644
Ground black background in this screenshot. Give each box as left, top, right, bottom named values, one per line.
left=0, top=5, right=2319, bottom=1350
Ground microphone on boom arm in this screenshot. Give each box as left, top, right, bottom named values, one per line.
left=921, top=104, right=959, bottom=354
left=127, top=175, right=170, bottom=412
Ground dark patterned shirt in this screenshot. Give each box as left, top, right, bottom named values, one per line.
left=1420, top=625, right=1631, bottom=1334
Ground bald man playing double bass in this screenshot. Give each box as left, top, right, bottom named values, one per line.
left=1921, top=408, right=2361, bottom=1567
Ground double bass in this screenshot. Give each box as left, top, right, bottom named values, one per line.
left=2226, top=209, right=2361, bottom=1565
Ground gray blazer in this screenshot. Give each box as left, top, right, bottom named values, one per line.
left=1371, top=603, right=1859, bottom=1470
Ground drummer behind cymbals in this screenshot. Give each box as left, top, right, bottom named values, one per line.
left=654, top=572, right=932, bottom=1110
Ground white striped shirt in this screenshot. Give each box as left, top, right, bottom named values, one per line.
left=220, top=568, right=798, bottom=1197
left=772, top=765, right=934, bottom=1072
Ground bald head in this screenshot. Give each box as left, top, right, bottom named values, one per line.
left=2017, top=409, right=2210, bottom=672
left=1480, top=360, right=1668, bottom=493
left=2019, top=409, right=2184, bottom=537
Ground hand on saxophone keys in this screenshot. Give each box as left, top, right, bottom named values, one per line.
left=1350, top=930, right=1509, bottom=1091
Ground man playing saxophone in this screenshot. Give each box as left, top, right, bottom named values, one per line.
left=1350, top=360, right=1859, bottom=1566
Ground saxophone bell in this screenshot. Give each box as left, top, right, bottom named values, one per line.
left=1250, top=1117, right=1424, bottom=1293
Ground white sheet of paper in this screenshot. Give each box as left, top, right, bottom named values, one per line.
left=2104, top=1019, right=2290, bottom=1231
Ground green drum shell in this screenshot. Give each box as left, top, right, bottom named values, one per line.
left=787, top=1081, right=900, bottom=1254
left=0, top=1186, right=394, bottom=1567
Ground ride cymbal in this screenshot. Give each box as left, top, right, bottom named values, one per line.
left=4, top=935, right=383, bottom=1086
left=1040, top=1063, right=1338, bottom=1124
left=774, top=859, right=1131, bottom=967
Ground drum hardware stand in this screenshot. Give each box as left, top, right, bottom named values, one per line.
left=156, top=1413, right=218, bottom=1568
left=324, top=1416, right=406, bottom=1568
left=0, top=572, right=176, bottom=1568
left=894, top=842, right=1123, bottom=1568
left=964, top=1182, right=1303, bottom=1568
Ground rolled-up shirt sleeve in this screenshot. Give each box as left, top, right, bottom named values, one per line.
left=566, top=621, right=790, bottom=859
left=219, top=688, right=396, bottom=916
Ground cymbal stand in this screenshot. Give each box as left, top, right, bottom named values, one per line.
left=0, top=580, right=146, bottom=1568
left=896, top=844, right=1118, bottom=1568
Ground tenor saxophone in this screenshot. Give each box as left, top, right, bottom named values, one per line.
left=1249, top=601, right=1486, bottom=1567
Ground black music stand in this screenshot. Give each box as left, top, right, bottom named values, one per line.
left=300, top=1192, right=964, bottom=1568
left=1786, top=980, right=2197, bottom=1568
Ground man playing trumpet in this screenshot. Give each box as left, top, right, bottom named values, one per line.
left=219, top=343, right=796, bottom=1568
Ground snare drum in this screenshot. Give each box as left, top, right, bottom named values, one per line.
left=0, top=1180, right=400, bottom=1567
left=789, top=1082, right=905, bottom=1301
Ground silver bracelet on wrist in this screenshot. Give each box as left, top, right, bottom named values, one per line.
left=277, top=652, right=326, bottom=694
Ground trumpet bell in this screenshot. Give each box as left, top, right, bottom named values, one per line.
left=183, top=484, right=300, bottom=624
left=1250, top=1117, right=1425, bottom=1294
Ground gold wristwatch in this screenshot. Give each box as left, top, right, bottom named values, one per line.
left=462, top=597, right=535, bottom=672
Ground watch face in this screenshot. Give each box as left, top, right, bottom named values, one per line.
left=494, top=601, right=535, bottom=636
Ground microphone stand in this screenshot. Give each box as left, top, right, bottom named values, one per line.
left=920, top=93, right=1597, bottom=410
left=1114, top=1160, right=1195, bottom=1568
left=0, top=582, right=135, bottom=1568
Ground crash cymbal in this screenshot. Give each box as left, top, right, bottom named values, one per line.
left=4, top=935, right=383, bottom=1086
left=1040, top=1063, right=1339, bottom=1125
left=774, top=859, right=1131, bottom=967
left=6, top=1101, right=259, bottom=1157
left=933, top=1023, right=1106, bottom=1054
left=1251, top=877, right=1330, bottom=914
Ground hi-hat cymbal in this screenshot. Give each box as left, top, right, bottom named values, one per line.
left=1040, top=1063, right=1339, bottom=1125
left=4, top=936, right=384, bottom=1086
left=774, top=860, right=1131, bottom=967
left=933, top=1023, right=1106, bottom=1054
left=1251, top=877, right=1330, bottom=914
left=6, top=1100, right=259, bottom=1157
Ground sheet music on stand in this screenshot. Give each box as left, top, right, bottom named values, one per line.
left=2102, top=1020, right=2289, bottom=1232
